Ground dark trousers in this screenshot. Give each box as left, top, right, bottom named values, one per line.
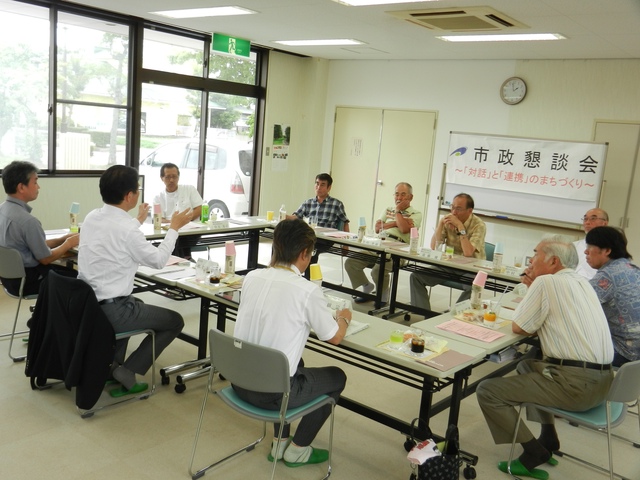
left=233, top=359, right=346, bottom=446
left=100, top=295, right=184, bottom=375
left=1, top=264, right=76, bottom=297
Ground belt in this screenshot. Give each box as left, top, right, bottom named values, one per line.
left=387, top=234, right=405, bottom=243
left=98, top=296, right=128, bottom=305
left=545, top=357, right=611, bottom=371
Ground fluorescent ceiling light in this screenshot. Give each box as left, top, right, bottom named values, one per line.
left=437, top=33, right=566, bottom=42
left=274, top=39, right=364, bottom=46
left=334, top=0, right=438, bottom=5
left=151, top=6, right=256, bottom=19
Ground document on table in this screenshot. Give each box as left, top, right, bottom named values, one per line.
left=436, top=319, right=505, bottom=343
left=323, top=231, right=357, bottom=239
left=345, top=319, right=369, bottom=337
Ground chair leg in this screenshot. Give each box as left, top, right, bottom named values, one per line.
left=506, top=405, right=526, bottom=480
left=77, top=329, right=157, bottom=418
left=8, top=296, right=27, bottom=362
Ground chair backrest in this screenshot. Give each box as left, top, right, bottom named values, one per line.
left=209, top=329, right=291, bottom=394
left=485, top=242, right=495, bottom=262
left=0, top=245, right=26, bottom=280
left=607, top=359, right=640, bottom=403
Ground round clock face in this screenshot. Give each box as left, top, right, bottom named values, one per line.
left=500, top=77, right=527, bottom=105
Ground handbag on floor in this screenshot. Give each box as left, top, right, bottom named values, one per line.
left=408, top=419, right=462, bottom=480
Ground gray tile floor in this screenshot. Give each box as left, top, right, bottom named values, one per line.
left=1, top=239, right=638, bottom=479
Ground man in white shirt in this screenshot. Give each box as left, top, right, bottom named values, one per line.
left=476, top=236, right=614, bottom=479
left=574, top=208, right=608, bottom=279
left=233, top=218, right=350, bottom=467
left=79, top=165, right=191, bottom=397
left=153, top=163, right=203, bottom=259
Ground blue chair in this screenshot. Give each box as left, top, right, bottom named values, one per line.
left=0, top=246, right=38, bottom=362
left=189, top=329, right=336, bottom=480
left=506, top=359, right=640, bottom=480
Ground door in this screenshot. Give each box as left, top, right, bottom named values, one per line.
left=329, top=107, right=383, bottom=226
left=330, top=107, right=436, bottom=236
left=374, top=109, right=435, bottom=233
left=594, top=121, right=640, bottom=228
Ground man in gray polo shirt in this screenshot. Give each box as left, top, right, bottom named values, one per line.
left=0, top=161, right=79, bottom=296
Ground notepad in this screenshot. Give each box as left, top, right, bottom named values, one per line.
left=345, top=319, right=369, bottom=337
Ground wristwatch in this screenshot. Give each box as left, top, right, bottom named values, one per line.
left=457, top=229, right=467, bottom=236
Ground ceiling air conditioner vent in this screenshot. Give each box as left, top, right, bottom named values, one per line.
left=388, top=6, right=528, bottom=32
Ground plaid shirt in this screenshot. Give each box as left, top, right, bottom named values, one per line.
left=293, top=196, right=349, bottom=229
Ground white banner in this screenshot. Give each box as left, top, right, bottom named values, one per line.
left=446, top=132, right=607, bottom=202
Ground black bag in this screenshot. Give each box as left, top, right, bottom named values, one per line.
left=408, top=420, right=462, bottom=480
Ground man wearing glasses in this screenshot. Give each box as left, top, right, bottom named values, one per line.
left=410, top=193, right=486, bottom=313
left=345, top=182, right=421, bottom=305
left=154, top=163, right=203, bottom=259
left=574, top=208, right=608, bottom=279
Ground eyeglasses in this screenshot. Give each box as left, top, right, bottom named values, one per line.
left=582, top=216, right=606, bottom=222
left=311, top=249, right=317, bottom=257
left=163, top=175, right=179, bottom=180
left=451, top=206, right=467, bottom=212
left=394, top=192, right=409, bottom=197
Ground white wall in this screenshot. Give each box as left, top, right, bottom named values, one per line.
left=259, top=53, right=329, bottom=217
left=316, top=58, right=640, bottom=260
left=32, top=177, right=103, bottom=230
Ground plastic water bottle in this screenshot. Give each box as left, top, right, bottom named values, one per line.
left=69, top=202, right=80, bottom=233
left=470, top=271, right=488, bottom=310
left=201, top=203, right=209, bottom=223
left=279, top=204, right=286, bottom=222
left=492, top=243, right=504, bottom=273
left=409, top=227, right=419, bottom=254
left=357, top=217, right=366, bottom=242
left=224, top=241, right=236, bottom=274
left=153, top=203, right=162, bottom=230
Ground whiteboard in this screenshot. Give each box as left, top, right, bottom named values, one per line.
left=442, top=132, right=608, bottom=226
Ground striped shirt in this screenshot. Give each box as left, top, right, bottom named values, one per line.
left=514, top=268, right=614, bottom=364
left=293, top=195, right=349, bottom=229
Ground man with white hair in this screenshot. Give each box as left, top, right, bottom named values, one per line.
left=476, top=236, right=614, bottom=480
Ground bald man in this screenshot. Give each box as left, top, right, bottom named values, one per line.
left=574, top=208, right=608, bottom=279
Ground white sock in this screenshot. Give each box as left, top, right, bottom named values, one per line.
left=271, top=438, right=290, bottom=460
left=361, top=283, right=374, bottom=294
left=283, top=444, right=312, bottom=463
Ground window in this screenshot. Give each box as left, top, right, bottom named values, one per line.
left=143, top=29, right=204, bottom=76
left=0, top=0, right=49, bottom=169
left=56, top=13, right=129, bottom=170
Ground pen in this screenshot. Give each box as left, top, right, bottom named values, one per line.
left=519, top=272, right=526, bottom=277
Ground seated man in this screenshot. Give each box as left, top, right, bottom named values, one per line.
left=78, top=165, right=192, bottom=397
left=289, top=172, right=350, bottom=274
left=574, top=208, right=608, bottom=279
left=232, top=218, right=350, bottom=467
left=345, top=182, right=421, bottom=305
left=409, top=193, right=485, bottom=313
left=476, top=236, right=614, bottom=480
left=153, top=162, right=203, bottom=259
left=290, top=173, right=349, bottom=231
left=0, top=161, right=79, bottom=296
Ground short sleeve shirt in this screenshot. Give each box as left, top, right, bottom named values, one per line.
left=293, top=196, right=349, bottom=229
left=590, top=258, right=640, bottom=362
left=154, top=185, right=203, bottom=219
left=440, top=213, right=486, bottom=259
left=515, top=268, right=614, bottom=364
left=0, top=196, right=51, bottom=267
left=377, top=205, right=422, bottom=243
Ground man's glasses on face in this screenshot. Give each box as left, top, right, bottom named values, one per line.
left=163, top=175, right=179, bottom=181
left=451, top=206, right=467, bottom=213
left=582, top=216, right=606, bottom=222
left=394, top=192, right=408, bottom=197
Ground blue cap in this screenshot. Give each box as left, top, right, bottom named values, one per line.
left=69, top=202, right=80, bottom=214
left=359, top=216, right=366, bottom=227
left=494, top=242, right=504, bottom=254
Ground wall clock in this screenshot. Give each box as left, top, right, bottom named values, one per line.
left=500, top=77, right=527, bottom=105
